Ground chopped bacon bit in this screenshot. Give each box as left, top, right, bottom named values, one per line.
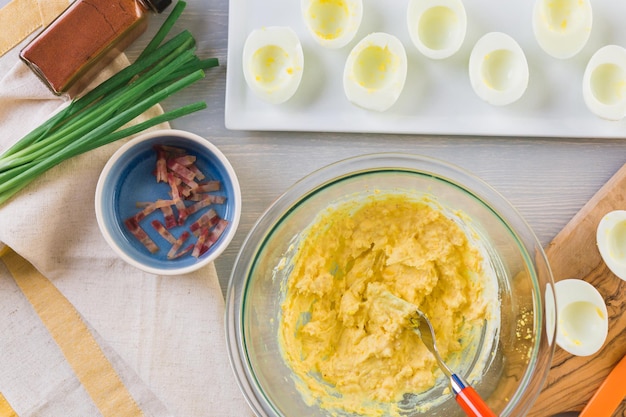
left=133, top=212, right=147, bottom=223
left=186, top=193, right=206, bottom=202
left=167, top=159, right=196, bottom=183
left=176, top=208, right=189, bottom=226
left=124, top=145, right=230, bottom=260
left=204, top=220, right=229, bottom=254
left=172, top=155, right=196, bottom=166
left=179, top=182, right=195, bottom=197
left=133, top=199, right=176, bottom=222
left=167, top=231, right=191, bottom=259
left=189, top=164, right=205, bottom=180
left=169, top=243, right=194, bottom=259
left=167, top=172, right=188, bottom=225
left=177, top=176, right=199, bottom=192
left=154, top=199, right=175, bottom=208
left=161, top=204, right=177, bottom=229
left=208, top=195, right=226, bottom=204
left=124, top=217, right=159, bottom=253
left=168, top=174, right=180, bottom=200
left=169, top=173, right=182, bottom=187
left=140, top=198, right=175, bottom=211
left=151, top=220, right=177, bottom=245
left=185, top=195, right=227, bottom=217
left=189, top=209, right=219, bottom=236
left=207, top=218, right=229, bottom=246
left=155, top=147, right=168, bottom=183
left=191, top=218, right=230, bottom=258
left=133, top=203, right=156, bottom=222
left=192, top=227, right=209, bottom=258
left=195, top=180, right=220, bottom=193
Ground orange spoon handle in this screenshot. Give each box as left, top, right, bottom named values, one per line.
left=579, top=353, right=626, bottom=417
left=451, top=374, right=497, bottom=417
left=456, top=385, right=498, bottom=417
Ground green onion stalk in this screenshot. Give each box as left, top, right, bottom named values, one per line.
left=0, top=0, right=217, bottom=206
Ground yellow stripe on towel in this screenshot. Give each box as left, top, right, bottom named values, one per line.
left=0, top=392, right=18, bottom=417
left=1, top=248, right=144, bottom=417
left=37, top=0, right=68, bottom=26
left=0, top=0, right=68, bottom=57
left=0, top=0, right=40, bottom=56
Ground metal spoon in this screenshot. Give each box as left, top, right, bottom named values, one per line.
left=409, top=309, right=497, bottom=417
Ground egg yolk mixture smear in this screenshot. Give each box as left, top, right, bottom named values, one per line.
left=279, top=194, right=490, bottom=416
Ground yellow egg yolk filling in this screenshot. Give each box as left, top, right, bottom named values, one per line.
left=279, top=194, right=490, bottom=416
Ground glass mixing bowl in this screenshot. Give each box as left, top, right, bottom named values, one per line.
left=226, top=153, right=556, bottom=417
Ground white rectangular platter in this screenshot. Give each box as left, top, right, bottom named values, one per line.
left=225, top=0, right=626, bottom=138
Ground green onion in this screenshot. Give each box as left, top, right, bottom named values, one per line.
left=0, top=102, right=207, bottom=206
left=0, top=0, right=215, bottom=206
left=0, top=48, right=197, bottom=171
left=138, top=0, right=188, bottom=61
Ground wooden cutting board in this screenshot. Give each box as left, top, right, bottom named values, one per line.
left=527, top=163, right=626, bottom=417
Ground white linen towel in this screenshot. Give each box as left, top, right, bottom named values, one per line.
left=0, top=24, right=252, bottom=417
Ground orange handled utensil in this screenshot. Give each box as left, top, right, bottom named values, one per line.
left=578, top=353, right=626, bottom=417
left=410, top=310, right=497, bottom=417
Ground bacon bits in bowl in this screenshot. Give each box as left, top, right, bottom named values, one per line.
left=95, top=129, right=241, bottom=275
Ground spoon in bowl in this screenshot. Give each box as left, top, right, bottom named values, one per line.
left=409, top=309, right=497, bottom=417
left=373, top=286, right=497, bottom=417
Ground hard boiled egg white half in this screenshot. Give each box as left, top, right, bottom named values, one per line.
left=532, top=0, right=592, bottom=59
left=552, top=279, right=608, bottom=357
left=597, top=210, right=626, bottom=280
left=469, top=32, right=529, bottom=106
left=583, top=45, right=626, bottom=121
left=301, top=0, right=363, bottom=49
left=343, top=32, right=408, bottom=112
left=242, top=26, right=304, bottom=104
left=407, top=0, right=467, bottom=60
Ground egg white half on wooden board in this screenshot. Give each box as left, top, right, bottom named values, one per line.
left=225, top=0, right=626, bottom=137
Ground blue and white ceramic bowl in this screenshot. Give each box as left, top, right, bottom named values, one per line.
left=95, top=129, right=241, bottom=275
